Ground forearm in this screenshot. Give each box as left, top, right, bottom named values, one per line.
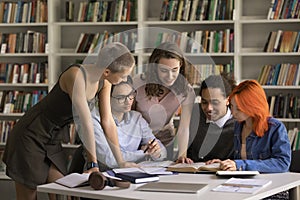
left=177, top=103, right=193, bottom=159
left=235, top=158, right=290, bottom=173
left=78, top=119, right=97, bottom=163
left=101, top=120, right=125, bottom=166
left=176, top=127, right=189, bottom=158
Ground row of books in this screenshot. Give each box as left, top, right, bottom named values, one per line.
left=76, top=0, right=137, bottom=22
left=0, top=121, right=15, bottom=144
left=156, top=29, right=234, bottom=53
left=0, top=62, right=48, bottom=84
left=185, top=62, right=234, bottom=86
left=288, top=127, right=300, bottom=150
left=267, top=0, right=300, bottom=20
left=160, top=0, right=234, bottom=21
left=268, top=93, right=299, bottom=119
left=264, top=30, right=300, bottom=53
left=75, top=31, right=137, bottom=53
left=0, top=120, right=76, bottom=146
left=0, top=0, right=47, bottom=23
left=257, top=63, right=300, bottom=86
left=0, top=31, right=47, bottom=54
left=0, top=90, right=47, bottom=114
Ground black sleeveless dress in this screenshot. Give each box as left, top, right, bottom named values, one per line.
left=2, top=64, right=99, bottom=189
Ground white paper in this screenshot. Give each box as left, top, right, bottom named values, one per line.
left=113, top=167, right=173, bottom=175
left=212, top=177, right=272, bottom=194
left=138, top=160, right=174, bottom=167
left=55, top=173, right=90, bottom=188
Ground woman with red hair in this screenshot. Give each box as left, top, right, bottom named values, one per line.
left=207, top=80, right=291, bottom=173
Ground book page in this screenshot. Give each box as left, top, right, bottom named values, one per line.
left=55, top=173, right=90, bottom=188
left=168, top=162, right=207, bottom=169
left=199, top=163, right=220, bottom=171
left=225, top=177, right=272, bottom=186
left=113, top=167, right=172, bottom=175
left=212, top=177, right=272, bottom=194
left=167, top=162, right=220, bottom=172
left=138, top=160, right=174, bottom=167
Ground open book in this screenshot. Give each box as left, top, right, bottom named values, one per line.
left=166, top=162, right=220, bottom=173
left=55, top=173, right=90, bottom=188
left=212, top=177, right=272, bottom=194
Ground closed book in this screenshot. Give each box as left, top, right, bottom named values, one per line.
left=115, top=172, right=159, bottom=184
left=137, top=182, right=208, bottom=193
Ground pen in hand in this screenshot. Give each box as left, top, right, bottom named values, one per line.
left=144, top=138, right=156, bottom=153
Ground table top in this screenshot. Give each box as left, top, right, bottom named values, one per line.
left=37, top=172, right=300, bottom=200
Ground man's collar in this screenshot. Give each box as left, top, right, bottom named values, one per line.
left=113, top=112, right=132, bottom=126
left=206, top=108, right=232, bottom=128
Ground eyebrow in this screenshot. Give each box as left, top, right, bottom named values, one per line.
left=158, top=65, right=180, bottom=69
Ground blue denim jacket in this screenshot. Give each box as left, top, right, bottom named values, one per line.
left=233, top=117, right=291, bottom=173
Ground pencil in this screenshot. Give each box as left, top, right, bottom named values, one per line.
left=144, top=138, right=156, bottom=153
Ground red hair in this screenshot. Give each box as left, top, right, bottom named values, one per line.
left=229, top=80, right=270, bottom=137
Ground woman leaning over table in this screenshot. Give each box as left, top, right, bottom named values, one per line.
left=133, top=42, right=195, bottom=162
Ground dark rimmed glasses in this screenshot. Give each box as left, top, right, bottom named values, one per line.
left=111, top=91, right=136, bottom=103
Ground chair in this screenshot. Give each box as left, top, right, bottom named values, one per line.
left=289, top=150, right=300, bottom=200
left=290, top=150, right=300, bottom=173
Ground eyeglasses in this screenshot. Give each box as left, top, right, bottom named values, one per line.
left=111, top=91, right=136, bottom=104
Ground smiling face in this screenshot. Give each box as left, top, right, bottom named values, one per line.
left=200, top=87, right=229, bottom=121
left=157, top=58, right=181, bottom=87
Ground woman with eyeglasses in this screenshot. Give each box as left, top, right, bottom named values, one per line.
left=133, top=42, right=195, bottom=162
left=89, top=77, right=167, bottom=169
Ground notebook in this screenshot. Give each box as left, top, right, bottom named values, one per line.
left=212, top=177, right=272, bottom=194
left=216, top=170, right=260, bottom=177
left=55, top=173, right=90, bottom=188
left=115, top=172, right=159, bottom=184
left=136, top=182, right=208, bottom=193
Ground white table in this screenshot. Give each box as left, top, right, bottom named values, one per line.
left=37, top=172, right=300, bottom=200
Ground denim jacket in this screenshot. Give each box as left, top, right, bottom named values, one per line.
left=233, top=117, right=291, bottom=173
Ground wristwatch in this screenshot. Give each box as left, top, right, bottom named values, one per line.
left=87, top=162, right=99, bottom=170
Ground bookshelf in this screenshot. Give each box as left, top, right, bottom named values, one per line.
left=0, top=0, right=49, bottom=174
left=237, top=0, right=300, bottom=133
left=0, top=0, right=299, bottom=167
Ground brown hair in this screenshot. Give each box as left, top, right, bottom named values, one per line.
left=145, top=42, right=189, bottom=97
left=97, top=42, right=135, bottom=73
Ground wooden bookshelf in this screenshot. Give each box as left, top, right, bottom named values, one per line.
left=0, top=0, right=299, bottom=152
left=0, top=0, right=49, bottom=147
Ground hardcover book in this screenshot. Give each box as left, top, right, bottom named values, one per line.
left=137, top=182, right=208, bottom=193
left=115, top=172, right=159, bottom=184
